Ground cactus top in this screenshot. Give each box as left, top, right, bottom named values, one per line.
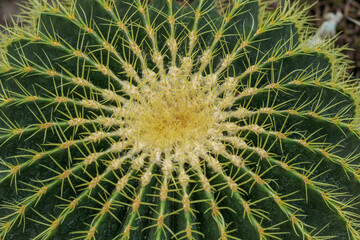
left=0, top=0, right=359, bottom=239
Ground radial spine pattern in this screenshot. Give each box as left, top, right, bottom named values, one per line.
left=0, top=0, right=360, bottom=239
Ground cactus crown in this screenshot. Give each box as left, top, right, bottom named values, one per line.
left=0, top=0, right=360, bottom=239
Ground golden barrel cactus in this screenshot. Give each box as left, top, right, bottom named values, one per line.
left=0, top=0, right=359, bottom=239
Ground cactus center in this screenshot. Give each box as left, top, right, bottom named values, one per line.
left=129, top=76, right=216, bottom=150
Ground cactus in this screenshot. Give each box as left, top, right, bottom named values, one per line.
left=0, top=0, right=359, bottom=239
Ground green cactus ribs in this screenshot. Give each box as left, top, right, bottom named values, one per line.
left=0, top=0, right=360, bottom=239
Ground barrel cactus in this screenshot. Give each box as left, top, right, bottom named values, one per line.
left=0, top=0, right=359, bottom=239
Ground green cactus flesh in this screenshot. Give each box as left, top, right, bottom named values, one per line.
left=0, top=0, right=360, bottom=239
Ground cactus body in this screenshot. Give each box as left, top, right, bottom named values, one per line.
left=0, top=0, right=359, bottom=239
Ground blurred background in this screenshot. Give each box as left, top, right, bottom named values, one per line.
left=0, top=0, right=359, bottom=79
left=282, top=0, right=360, bottom=79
